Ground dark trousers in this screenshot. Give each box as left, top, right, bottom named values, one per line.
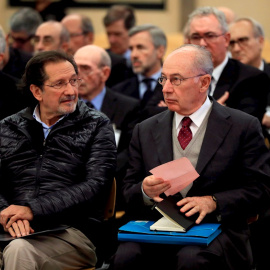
left=110, top=230, right=253, bottom=270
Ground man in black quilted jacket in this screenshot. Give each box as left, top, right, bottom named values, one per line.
left=0, top=50, right=116, bottom=269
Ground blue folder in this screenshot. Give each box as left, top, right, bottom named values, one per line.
left=118, top=221, right=221, bottom=246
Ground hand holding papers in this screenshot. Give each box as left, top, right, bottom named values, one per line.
left=150, top=157, right=199, bottom=196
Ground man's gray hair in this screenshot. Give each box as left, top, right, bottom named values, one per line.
left=59, top=23, right=70, bottom=44
left=81, top=15, right=94, bottom=34
left=0, top=26, right=6, bottom=53
left=99, top=50, right=112, bottom=68
left=233, top=17, right=264, bottom=38
left=129, top=24, right=167, bottom=49
left=9, top=7, right=43, bottom=36
left=184, top=6, right=228, bottom=36
left=176, top=44, right=213, bottom=76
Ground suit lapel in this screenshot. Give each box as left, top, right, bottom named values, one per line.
left=101, top=89, right=116, bottom=120
left=196, top=100, right=232, bottom=174
left=214, top=59, right=238, bottom=99
left=151, top=110, right=174, bottom=164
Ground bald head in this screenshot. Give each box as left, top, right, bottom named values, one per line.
left=34, top=21, right=69, bottom=53
left=217, top=6, right=236, bottom=24
left=61, top=14, right=94, bottom=55
left=74, top=45, right=111, bottom=100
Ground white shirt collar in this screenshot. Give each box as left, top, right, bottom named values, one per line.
left=175, top=96, right=212, bottom=134
left=259, top=60, right=264, bottom=71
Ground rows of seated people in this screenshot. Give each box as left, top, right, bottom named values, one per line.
left=0, top=3, right=270, bottom=270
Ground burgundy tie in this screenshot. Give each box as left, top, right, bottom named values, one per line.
left=178, top=117, right=192, bottom=150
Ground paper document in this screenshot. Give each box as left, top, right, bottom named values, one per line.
left=150, top=157, right=199, bottom=196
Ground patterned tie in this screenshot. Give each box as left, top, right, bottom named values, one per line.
left=178, top=117, right=192, bottom=150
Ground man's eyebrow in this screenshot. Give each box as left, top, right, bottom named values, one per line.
left=161, top=72, right=182, bottom=77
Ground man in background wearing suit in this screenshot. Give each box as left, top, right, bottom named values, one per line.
left=148, top=7, right=270, bottom=123
left=228, top=17, right=270, bottom=136
left=229, top=17, right=270, bottom=270
left=186, top=6, right=270, bottom=122
left=74, top=45, right=140, bottom=209
left=32, top=20, right=69, bottom=53
left=61, top=13, right=130, bottom=88
left=110, top=44, right=270, bottom=270
left=103, top=4, right=136, bottom=67
left=112, top=24, right=166, bottom=111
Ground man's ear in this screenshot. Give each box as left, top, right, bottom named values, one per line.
left=157, top=45, right=166, bottom=59
left=30, top=84, right=43, bottom=101
left=101, top=66, right=111, bottom=82
left=85, top=32, right=94, bottom=45
left=0, top=52, right=4, bottom=63
left=61, top=42, right=70, bottom=54
left=200, top=74, right=211, bottom=93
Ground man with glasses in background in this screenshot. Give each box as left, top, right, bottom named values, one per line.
left=9, top=7, right=43, bottom=54
left=33, top=20, right=69, bottom=53
left=229, top=17, right=270, bottom=270
left=228, top=18, right=270, bottom=134
left=74, top=44, right=139, bottom=210
left=110, top=44, right=270, bottom=270
left=185, top=6, right=270, bottom=122
left=61, top=13, right=130, bottom=88
left=0, top=50, right=116, bottom=269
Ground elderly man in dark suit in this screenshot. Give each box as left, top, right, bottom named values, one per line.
left=147, top=7, right=270, bottom=124
left=74, top=44, right=140, bottom=209
left=110, top=44, right=270, bottom=270
left=111, top=24, right=166, bottom=110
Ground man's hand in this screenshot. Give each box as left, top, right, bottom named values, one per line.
left=142, top=175, right=171, bottom=202
left=217, top=91, right=229, bottom=106
left=158, top=100, right=168, bottom=107
left=177, top=196, right=217, bottom=224
left=0, top=205, right=33, bottom=229
left=7, top=220, right=35, bottom=238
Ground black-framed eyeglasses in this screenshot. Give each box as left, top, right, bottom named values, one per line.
left=189, top=32, right=225, bottom=44
left=31, top=35, right=54, bottom=46
left=229, top=37, right=250, bottom=48
left=158, top=74, right=206, bottom=86
left=8, top=34, right=34, bottom=45
left=69, top=32, right=86, bottom=38
left=45, top=78, right=82, bottom=89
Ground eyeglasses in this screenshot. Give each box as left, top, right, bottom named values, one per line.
left=189, top=33, right=225, bottom=44
left=45, top=78, right=82, bottom=89
left=8, top=34, right=33, bottom=45
left=70, top=32, right=86, bottom=38
left=229, top=37, right=250, bottom=48
left=158, top=74, right=206, bottom=86
left=31, top=36, right=54, bottom=46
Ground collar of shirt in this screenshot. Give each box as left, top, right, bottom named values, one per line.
left=210, top=55, right=229, bottom=96
left=175, top=96, right=212, bottom=136
left=259, top=60, right=264, bottom=71
left=138, top=69, right=162, bottom=99
left=83, top=87, right=106, bottom=111
left=123, top=49, right=132, bottom=66
left=33, top=105, right=67, bottom=138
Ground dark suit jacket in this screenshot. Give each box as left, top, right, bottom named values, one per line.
left=146, top=59, right=270, bottom=122
left=0, top=71, right=28, bottom=120
left=101, top=88, right=140, bottom=153
left=111, top=76, right=161, bottom=114
left=101, top=88, right=140, bottom=209
left=106, top=50, right=135, bottom=88
left=3, top=47, right=32, bottom=80
left=122, top=99, right=270, bottom=269
left=213, top=58, right=270, bottom=121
